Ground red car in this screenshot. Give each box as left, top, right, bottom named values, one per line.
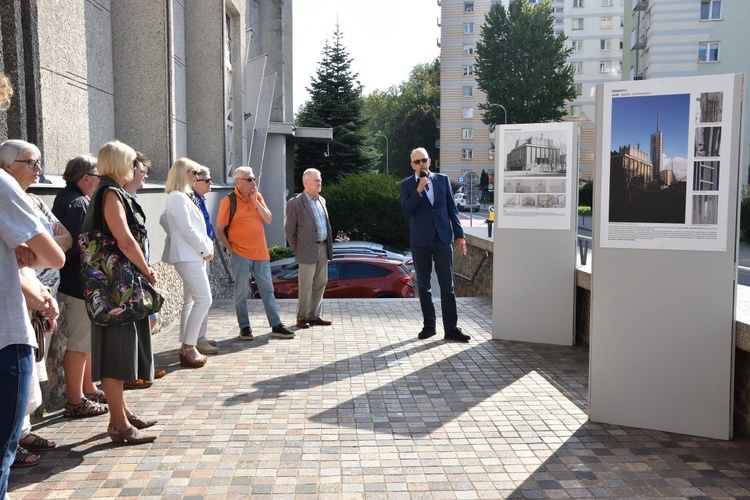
left=266, top=255, right=415, bottom=299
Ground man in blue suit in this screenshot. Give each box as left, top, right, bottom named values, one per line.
left=400, top=147, right=470, bottom=342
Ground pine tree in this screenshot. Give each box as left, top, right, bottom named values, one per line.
left=475, top=0, right=576, bottom=125
left=294, top=25, right=370, bottom=187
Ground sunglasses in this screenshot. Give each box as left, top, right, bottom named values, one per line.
left=412, top=158, right=429, bottom=164
left=237, top=177, right=256, bottom=183
left=195, top=178, right=212, bottom=183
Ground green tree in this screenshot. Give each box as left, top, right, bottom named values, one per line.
left=474, top=0, right=576, bottom=125
left=362, top=59, right=441, bottom=178
left=294, top=25, right=372, bottom=189
left=323, top=171, right=410, bottom=249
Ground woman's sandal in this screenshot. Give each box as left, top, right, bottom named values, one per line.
left=85, top=389, right=107, bottom=404
left=11, top=446, right=41, bottom=468
left=18, top=433, right=56, bottom=452
left=108, top=423, right=156, bottom=444
left=127, top=414, right=158, bottom=429
left=179, top=346, right=207, bottom=368
left=63, top=398, right=109, bottom=418
left=124, top=379, right=152, bottom=389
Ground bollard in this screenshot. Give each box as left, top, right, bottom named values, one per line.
left=486, top=219, right=493, bottom=237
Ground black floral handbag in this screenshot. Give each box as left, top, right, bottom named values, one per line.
left=79, top=187, right=163, bottom=327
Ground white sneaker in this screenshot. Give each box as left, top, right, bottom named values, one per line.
left=196, top=340, right=218, bottom=355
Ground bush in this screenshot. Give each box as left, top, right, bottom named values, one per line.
left=741, top=188, right=750, bottom=240
left=579, top=180, right=593, bottom=208
left=578, top=206, right=592, bottom=217
left=323, top=171, right=410, bottom=250
left=269, top=245, right=294, bottom=261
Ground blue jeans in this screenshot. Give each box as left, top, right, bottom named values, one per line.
left=411, top=238, right=458, bottom=331
left=0, top=344, right=33, bottom=499
left=230, top=253, right=281, bottom=328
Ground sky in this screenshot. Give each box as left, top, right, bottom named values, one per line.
left=292, top=0, right=441, bottom=112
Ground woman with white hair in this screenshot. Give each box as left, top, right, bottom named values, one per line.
left=161, top=158, right=214, bottom=368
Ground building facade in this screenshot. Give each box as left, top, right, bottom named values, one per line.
left=0, top=0, right=319, bottom=248
left=623, top=0, right=750, bottom=184
left=438, top=0, right=624, bottom=184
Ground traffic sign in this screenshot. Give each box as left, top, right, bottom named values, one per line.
left=458, top=176, right=464, bottom=184
left=465, top=171, right=479, bottom=187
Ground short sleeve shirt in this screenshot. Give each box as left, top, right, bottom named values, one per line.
left=0, top=170, right=47, bottom=350
left=217, top=188, right=270, bottom=261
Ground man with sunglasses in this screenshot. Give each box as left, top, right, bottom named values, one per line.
left=400, top=147, right=470, bottom=343
left=216, top=166, right=294, bottom=341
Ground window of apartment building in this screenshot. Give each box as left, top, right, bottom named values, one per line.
left=601, top=17, right=613, bottom=29
left=700, top=0, right=721, bottom=20
left=573, top=18, right=584, bottom=30
left=698, top=41, right=720, bottom=62
left=599, top=61, right=612, bottom=73
left=554, top=18, right=564, bottom=25
left=602, top=0, right=613, bottom=6
left=554, top=7, right=564, bottom=14
left=600, top=39, right=611, bottom=50
left=570, top=105, right=582, bottom=117
left=573, top=0, right=583, bottom=7
left=619, top=38, right=624, bottom=49
left=464, top=23, right=474, bottom=34
left=463, top=44, right=474, bottom=56
left=554, top=29, right=564, bottom=36
left=462, top=149, right=474, bottom=160
left=463, top=86, right=474, bottom=97
left=462, top=107, right=474, bottom=119
left=462, top=128, right=474, bottom=140
left=463, top=65, right=474, bottom=76
left=572, top=40, right=583, bottom=51
left=488, top=148, right=495, bottom=160
left=464, top=2, right=475, bottom=12
left=573, top=62, right=583, bottom=73
left=575, top=83, right=583, bottom=96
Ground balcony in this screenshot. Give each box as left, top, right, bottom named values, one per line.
left=437, top=38, right=441, bottom=48
left=437, top=0, right=441, bottom=5
left=633, top=0, right=648, bottom=11
left=631, top=27, right=647, bottom=50
left=437, top=17, right=441, bottom=27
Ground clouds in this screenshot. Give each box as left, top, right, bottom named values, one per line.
left=664, top=157, right=688, bottom=181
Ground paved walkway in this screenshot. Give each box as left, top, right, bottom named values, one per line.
left=9, top=298, right=750, bottom=499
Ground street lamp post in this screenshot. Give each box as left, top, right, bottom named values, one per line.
left=378, top=133, right=389, bottom=174
left=490, top=103, right=508, bottom=125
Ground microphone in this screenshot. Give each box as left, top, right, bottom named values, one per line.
left=419, top=170, right=429, bottom=191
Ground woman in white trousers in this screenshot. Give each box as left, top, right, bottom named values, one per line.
left=161, top=158, right=214, bottom=368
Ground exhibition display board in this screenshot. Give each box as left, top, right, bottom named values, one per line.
left=492, top=122, right=578, bottom=345
left=589, top=74, right=743, bottom=439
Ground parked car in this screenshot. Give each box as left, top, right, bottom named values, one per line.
left=455, top=193, right=480, bottom=212
left=263, top=255, right=416, bottom=299
left=332, top=241, right=413, bottom=270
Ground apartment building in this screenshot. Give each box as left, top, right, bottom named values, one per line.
left=623, top=0, right=750, bottom=184
left=438, top=0, right=623, bottom=183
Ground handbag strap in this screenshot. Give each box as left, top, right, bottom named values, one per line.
left=91, top=185, right=138, bottom=238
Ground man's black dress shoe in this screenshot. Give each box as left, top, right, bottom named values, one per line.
left=418, top=327, right=436, bottom=339
left=444, top=327, right=470, bottom=343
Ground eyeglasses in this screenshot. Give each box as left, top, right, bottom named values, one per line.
left=237, top=177, right=255, bottom=183
left=86, top=173, right=101, bottom=178
left=412, top=158, right=429, bottom=164
left=14, top=159, right=41, bottom=169
left=196, top=178, right=212, bottom=184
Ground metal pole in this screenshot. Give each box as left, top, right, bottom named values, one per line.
left=378, top=134, right=389, bottom=173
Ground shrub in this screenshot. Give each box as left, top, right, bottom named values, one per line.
left=323, top=171, right=410, bottom=250
left=269, top=245, right=294, bottom=261
left=579, top=180, right=593, bottom=208
left=578, top=206, right=592, bottom=217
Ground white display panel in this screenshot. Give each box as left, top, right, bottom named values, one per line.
left=492, top=122, right=578, bottom=345
left=589, top=74, right=742, bottom=439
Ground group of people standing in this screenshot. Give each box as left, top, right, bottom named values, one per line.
left=0, top=66, right=471, bottom=498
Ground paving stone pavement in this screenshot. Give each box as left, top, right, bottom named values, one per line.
left=9, top=298, right=750, bottom=499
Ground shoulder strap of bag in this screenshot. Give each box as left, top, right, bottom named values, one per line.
left=93, top=186, right=137, bottom=236
left=225, top=192, right=236, bottom=233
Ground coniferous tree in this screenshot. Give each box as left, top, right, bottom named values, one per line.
left=294, top=25, right=370, bottom=188
left=475, top=0, right=576, bottom=125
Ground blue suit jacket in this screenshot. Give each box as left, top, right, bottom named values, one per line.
left=400, top=172, right=464, bottom=248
